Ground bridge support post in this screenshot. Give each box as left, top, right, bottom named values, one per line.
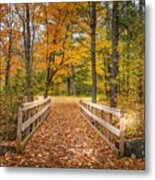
left=119, top=113, right=125, bottom=157
left=16, top=107, right=23, bottom=153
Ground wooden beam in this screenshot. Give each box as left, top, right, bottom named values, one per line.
left=16, top=97, right=51, bottom=152
left=80, top=105, right=120, bottom=137
left=80, top=100, right=122, bottom=117
left=22, top=97, right=51, bottom=111
left=119, top=115, right=126, bottom=157
left=22, top=104, right=51, bottom=132
left=80, top=110, right=119, bottom=153
left=79, top=99, right=126, bottom=158
left=20, top=108, right=50, bottom=151
left=16, top=107, right=23, bottom=152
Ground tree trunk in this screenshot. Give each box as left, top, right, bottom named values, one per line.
left=110, top=2, right=119, bottom=108
left=24, top=4, right=33, bottom=101
left=125, top=40, right=130, bottom=97
left=5, top=4, right=13, bottom=91
left=67, top=78, right=71, bottom=96
left=44, top=67, right=51, bottom=98
left=44, top=5, right=50, bottom=99
left=44, top=82, right=50, bottom=98
left=5, top=30, right=12, bottom=89
left=67, top=66, right=76, bottom=96
left=44, top=52, right=55, bottom=98
left=70, top=65, right=76, bottom=96
left=90, top=2, right=97, bottom=103
left=104, top=53, right=111, bottom=99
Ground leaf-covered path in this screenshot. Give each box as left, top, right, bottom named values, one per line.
left=0, top=97, right=144, bottom=169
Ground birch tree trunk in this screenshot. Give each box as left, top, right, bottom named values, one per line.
left=5, top=4, right=13, bottom=90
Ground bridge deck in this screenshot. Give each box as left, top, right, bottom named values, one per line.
left=0, top=97, right=144, bottom=169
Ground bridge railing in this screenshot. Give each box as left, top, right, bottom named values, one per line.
left=79, top=100, right=126, bottom=157
left=16, top=97, right=51, bottom=152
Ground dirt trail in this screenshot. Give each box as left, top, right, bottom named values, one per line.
left=0, top=97, right=144, bottom=169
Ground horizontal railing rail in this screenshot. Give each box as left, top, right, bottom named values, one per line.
left=16, top=97, right=51, bottom=152
left=79, top=100, right=126, bottom=157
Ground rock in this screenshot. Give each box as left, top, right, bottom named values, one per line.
left=0, top=146, right=4, bottom=155
left=115, top=138, right=145, bottom=158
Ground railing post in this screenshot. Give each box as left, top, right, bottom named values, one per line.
left=16, top=107, right=23, bottom=153
left=119, top=112, right=126, bottom=157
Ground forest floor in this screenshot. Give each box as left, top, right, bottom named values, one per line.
left=0, top=97, right=144, bottom=169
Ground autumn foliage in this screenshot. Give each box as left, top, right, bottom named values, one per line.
left=0, top=1, right=144, bottom=169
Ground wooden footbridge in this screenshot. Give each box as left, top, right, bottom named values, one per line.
left=16, top=97, right=125, bottom=157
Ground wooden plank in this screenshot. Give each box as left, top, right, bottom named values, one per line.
left=80, top=111, right=118, bottom=153
left=16, top=98, right=51, bottom=152
left=20, top=107, right=50, bottom=151
left=80, top=100, right=122, bottom=117
left=22, top=97, right=51, bottom=111
left=119, top=115, right=126, bottom=157
left=86, top=101, right=122, bottom=117
left=80, top=105, right=120, bottom=137
left=26, top=110, right=31, bottom=137
left=23, top=97, right=50, bottom=106
left=16, top=107, right=23, bottom=152
left=22, top=104, right=51, bottom=132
